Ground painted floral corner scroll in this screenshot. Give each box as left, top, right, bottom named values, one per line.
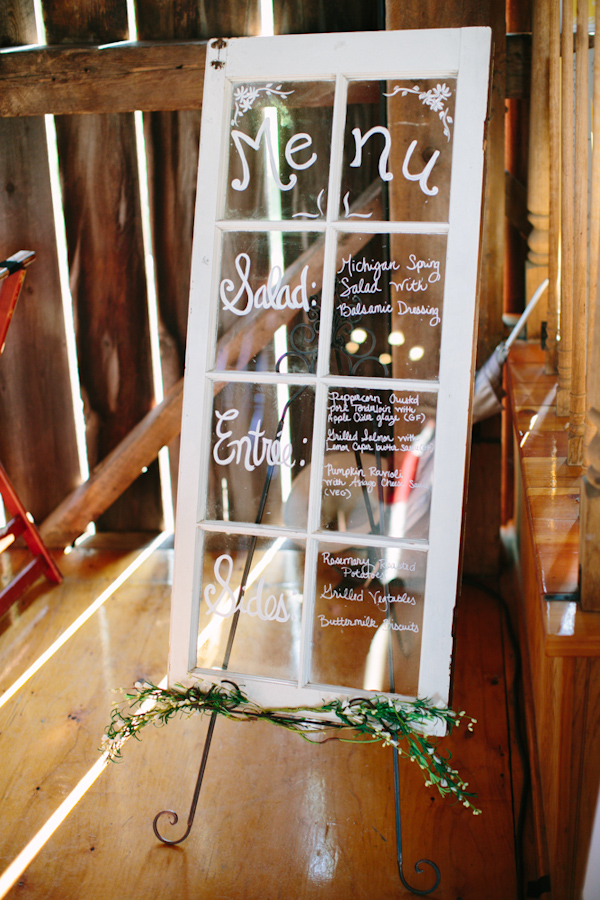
left=383, top=83, right=454, bottom=141
left=232, top=83, right=294, bottom=126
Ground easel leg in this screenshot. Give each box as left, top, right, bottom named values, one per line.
left=392, top=748, right=441, bottom=895
left=152, top=710, right=218, bottom=845
left=384, top=587, right=440, bottom=895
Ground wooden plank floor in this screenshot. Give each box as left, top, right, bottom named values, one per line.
left=0, top=535, right=519, bottom=899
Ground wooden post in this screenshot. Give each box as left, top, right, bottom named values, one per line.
left=587, top=0, right=600, bottom=448
left=545, top=0, right=560, bottom=373
left=557, top=0, right=574, bottom=417
left=580, top=2, right=600, bottom=610
left=525, top=0, right=550, bottom=340
left=567, top=0, right=589, bottom=466
left=580, top=415, right=600, bottom=610
left=580, top=249, right=600, bottom=609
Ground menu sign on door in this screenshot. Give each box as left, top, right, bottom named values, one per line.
left=169, top=28, right=491, bottom=730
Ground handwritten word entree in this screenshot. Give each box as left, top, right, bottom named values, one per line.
left=213, top=408, right=296, bottom=471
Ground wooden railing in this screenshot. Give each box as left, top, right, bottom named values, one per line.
left=527, top=0, right=600, bottom=609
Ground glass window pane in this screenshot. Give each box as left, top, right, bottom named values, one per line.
left=214, top=230, right=323, bottom=373
left=310, top=541, right=426, bottom=695
left=225, top=80, right=335, bottom=220
left=197, top=531, right=304, bottom=680
left=321, top=387, right=436, bottom=540
left=340, top=78, right=456, bottom=222
left=206, top=381, right=315, bottom=529
left=331, top=232, right=447, bottom=381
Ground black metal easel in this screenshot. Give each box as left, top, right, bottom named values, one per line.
left=151, top=304, right=441, bottom=895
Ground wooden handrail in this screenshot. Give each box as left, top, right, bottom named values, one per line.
left=557, top=0, right=574, bottom=417
left=525, top=0, right=550, bottom=339
left=568, top=0, right=589, bottom=465
left=545, top=0, right=560, bottom=374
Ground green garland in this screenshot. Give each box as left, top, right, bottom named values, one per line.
left=102, top=680, right=481, bottom=814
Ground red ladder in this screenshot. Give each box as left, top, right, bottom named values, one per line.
left=0, top=251, right=63, bottom=618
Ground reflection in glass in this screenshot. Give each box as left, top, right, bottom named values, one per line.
left=330, top=232, right=447, bottom=381
left=320, top=388, right=436, bottom=539
left=225, top=80, right=335, bottom=220
left=207, top=382, right=315, bottom=528
left=340, top=79, right=456, bottom=222
left=213, top=231, right=323, bottom=373
left=197, top=531, right=304, bottom=680
left=310, top=542, right=426, bottom=695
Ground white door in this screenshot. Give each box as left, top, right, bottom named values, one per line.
left=168, top=28, right=491, bottom=733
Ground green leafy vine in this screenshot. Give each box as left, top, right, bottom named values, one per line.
left=102, top=680, right=480, bottom=814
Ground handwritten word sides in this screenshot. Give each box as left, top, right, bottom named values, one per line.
left=203, top=553, right=292, bottom=622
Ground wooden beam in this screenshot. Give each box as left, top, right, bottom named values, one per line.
left=0, top=41, right=379, bottom=117
left=0, top=41, right=208, bottom=116
left=39, top=378, right=184, bottom=548
left=1, top=35, right=532, bottom=119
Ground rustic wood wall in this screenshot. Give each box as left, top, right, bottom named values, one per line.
left=0, top=0, right=506, bottom=565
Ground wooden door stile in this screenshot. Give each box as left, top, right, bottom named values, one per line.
left=0, top=0, right=81, bottom=524
left=43, top=0, right=163, bottom=532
